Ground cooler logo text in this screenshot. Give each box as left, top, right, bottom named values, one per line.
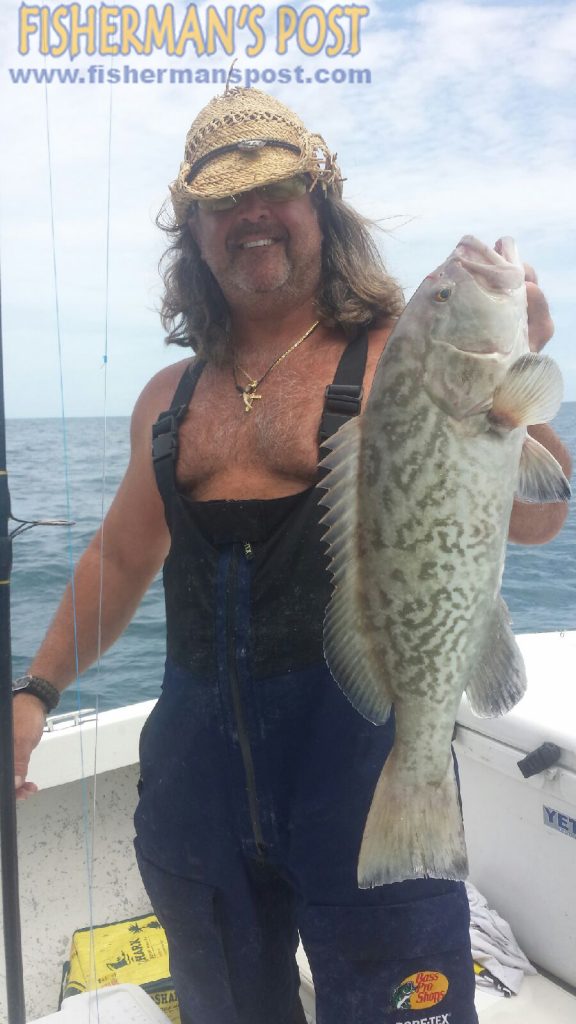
left=391, top=971, right=449, bottom=1011
left=543, top=806, right=576, bottom=839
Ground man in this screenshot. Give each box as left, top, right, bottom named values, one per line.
left=13, top=87, right=571, bottom=1024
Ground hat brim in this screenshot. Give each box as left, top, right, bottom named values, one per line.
left=190, top=145, right=307, bottom=200
left=170, top=137, right=341, bottom=225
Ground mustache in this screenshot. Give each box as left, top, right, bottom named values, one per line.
left=227, top=222, right=287, bottom=246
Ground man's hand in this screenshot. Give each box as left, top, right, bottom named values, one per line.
left=13, top=695, right=46, bottom=800
left=507, top=260, right=571, bottom=544
left=524, top=263, right=555, bottom=352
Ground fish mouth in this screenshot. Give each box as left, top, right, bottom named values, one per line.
left=453, top=235, right=524, bottom=294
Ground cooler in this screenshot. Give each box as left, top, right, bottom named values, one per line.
left=454, top=630, right=576, bottom=988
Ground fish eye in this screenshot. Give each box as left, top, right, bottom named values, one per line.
left=433, top=287, right=452, bottom=302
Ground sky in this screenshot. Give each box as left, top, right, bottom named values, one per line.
left=0, top=0, right=575, bottom=418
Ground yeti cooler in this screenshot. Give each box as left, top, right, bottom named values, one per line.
left=454, top=631, right=576, bottom=988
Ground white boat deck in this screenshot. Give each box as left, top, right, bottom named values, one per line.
left=29, top=970, right=576, bottom=1024
left=3, top=631, right=575, bottom=1023
left=474, top=975, right=576, bottom=1021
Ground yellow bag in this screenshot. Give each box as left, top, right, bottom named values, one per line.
left=61, top=913, right=181, bottom=1023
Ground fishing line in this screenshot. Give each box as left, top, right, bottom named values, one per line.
left=42, top=72, right=102, bottom=1023
left=85, top=59, right=116, bottom=1014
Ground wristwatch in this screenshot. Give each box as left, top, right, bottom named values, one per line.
left=12, top=675, right=61, bottom=714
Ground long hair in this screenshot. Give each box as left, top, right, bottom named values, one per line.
left=156, top=189, right=404, bottom=365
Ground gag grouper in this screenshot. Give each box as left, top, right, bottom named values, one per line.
left=319, top=236, right=571, bottom=887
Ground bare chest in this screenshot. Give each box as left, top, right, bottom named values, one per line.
left=176, top=360, right=335, bottom=499
left=173, top=327, right=390, bottom=500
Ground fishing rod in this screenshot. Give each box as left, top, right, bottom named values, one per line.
left=0, top=276, right=26, bottom=1024
left=0, top=63, right=114, bottom=1022
left=0, top=261, right=73, bottom=1023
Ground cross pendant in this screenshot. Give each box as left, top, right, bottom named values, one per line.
left=242, top=385, right=262, bottom=412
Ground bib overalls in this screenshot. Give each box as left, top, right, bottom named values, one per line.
left=134, top=335, right=478, bottom=1024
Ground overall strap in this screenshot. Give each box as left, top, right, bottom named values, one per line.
left=318, top=328, right=368, bottom=446
left=152, top=358, right=206, bottom=510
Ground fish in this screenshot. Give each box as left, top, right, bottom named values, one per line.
left=319, top=235, right=571, bottom=887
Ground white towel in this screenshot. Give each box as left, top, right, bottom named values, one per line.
left=466, top=881, right=537, bottom=995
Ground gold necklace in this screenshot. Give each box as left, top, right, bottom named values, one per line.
left=233, top=320, right=320, bottom=413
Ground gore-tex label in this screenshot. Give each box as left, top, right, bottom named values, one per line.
left=395, top=1015, right=451, bottom=1024
left=543, top=806, right=576, bottom=839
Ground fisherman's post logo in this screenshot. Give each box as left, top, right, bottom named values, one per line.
left=390, top=971, right=449, bottom=1011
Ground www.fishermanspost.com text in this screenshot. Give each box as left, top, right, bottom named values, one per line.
left=7, top=63, right=372, bottom=87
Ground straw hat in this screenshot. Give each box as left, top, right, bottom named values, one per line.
left=170, top=87, right=342, bottom=225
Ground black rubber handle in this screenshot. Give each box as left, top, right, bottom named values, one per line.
left=517, top=742, right=562, bottom=778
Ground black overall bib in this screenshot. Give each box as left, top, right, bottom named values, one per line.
left=134, top=335, right=477, bottom=1024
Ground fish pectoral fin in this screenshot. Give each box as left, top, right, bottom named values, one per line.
left=319, top=418, right=392, bottom=725
left=489, top=353, right=564, bottom=430
left=515, top=434, right=572, bottom=503
left=465, top=597, right=527, bottom=717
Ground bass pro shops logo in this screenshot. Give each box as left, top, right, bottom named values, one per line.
left=391, top=971, right=450, bottom=1013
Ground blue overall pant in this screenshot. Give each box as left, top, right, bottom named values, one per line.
left=134, top=346, right=478, bottom=1024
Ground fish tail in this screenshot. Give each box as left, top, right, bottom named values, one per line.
left=357, top=752, right=469, bottom=887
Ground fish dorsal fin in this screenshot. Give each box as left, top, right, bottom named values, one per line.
left=319, top=418, right=393, bottom=725
left=490, top=353, right=564, bottom=430
left=465, top=597, right=527, bottom=717
left=516, top=434, right=572, bottom=503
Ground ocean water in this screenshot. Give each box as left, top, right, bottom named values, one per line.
left=6, top=404, right=576, bottom=715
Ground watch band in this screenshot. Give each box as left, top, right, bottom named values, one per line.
left=12, top=675, right=61, bottom=714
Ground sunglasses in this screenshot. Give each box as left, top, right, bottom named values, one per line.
left=195, top=174, right=311, bottom=214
